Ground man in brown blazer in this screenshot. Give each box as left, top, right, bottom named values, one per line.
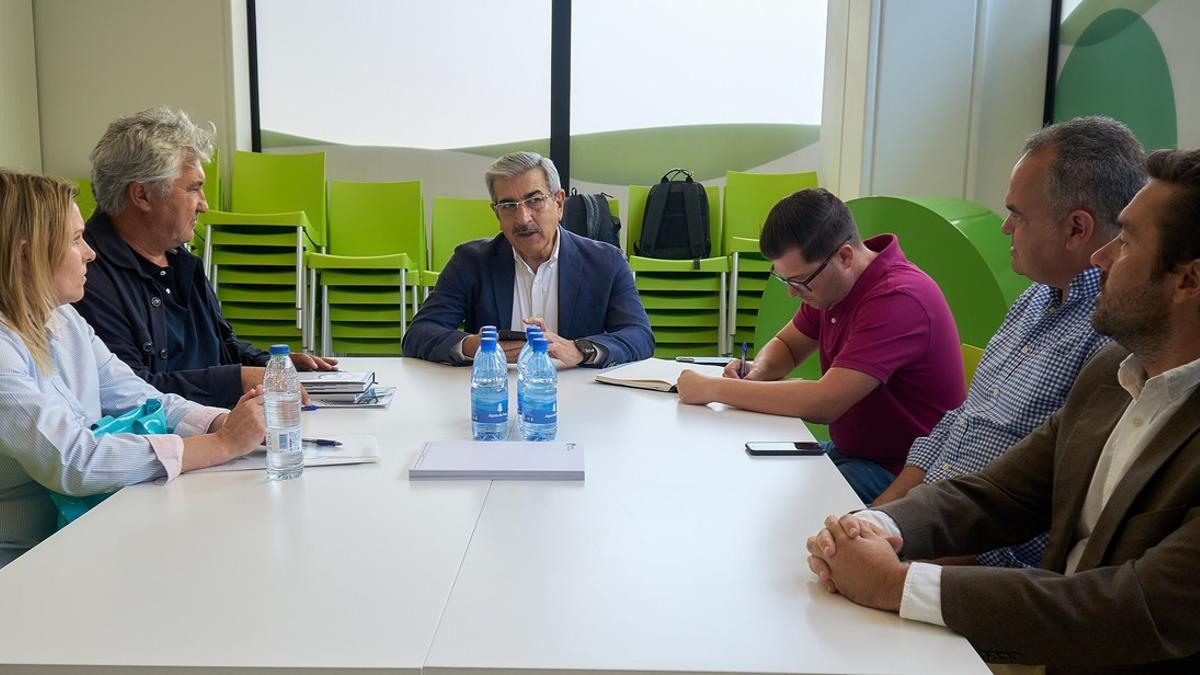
left=804, top=147, right=1200, bottom=674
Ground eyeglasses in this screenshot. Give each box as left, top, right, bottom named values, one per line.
left=493, top=192, right=553, bottom=217
left=770, top=236, right=852, bottom=292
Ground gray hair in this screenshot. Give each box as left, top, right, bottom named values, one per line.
left=1021, top=116, right=1146, bottom=235
left=484, top=151, right=561, bottom=202
left=89, top=106, right=215, bottom=216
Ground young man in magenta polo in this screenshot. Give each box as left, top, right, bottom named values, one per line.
left=676, top=188, right=965, bottom=503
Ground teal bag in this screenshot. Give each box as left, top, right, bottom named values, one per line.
left=49, top=399, right=170, bottom=528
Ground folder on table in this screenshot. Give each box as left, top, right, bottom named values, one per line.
left=409, top=441, right=584, bottom=481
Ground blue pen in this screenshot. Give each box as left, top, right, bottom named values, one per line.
left=301, top=404, right=319, bottom=411
left=739, top=342, right=749, bottom=379
left=302, top=438, right=342, bottom=447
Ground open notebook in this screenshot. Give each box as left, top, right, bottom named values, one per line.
left=593, top=358, right=721, bottom=392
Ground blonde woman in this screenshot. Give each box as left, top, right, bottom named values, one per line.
left=0, top=170, right=265, bottom=568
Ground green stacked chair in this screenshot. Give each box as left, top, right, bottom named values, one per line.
left=201, top=151, right=326, bottom=353
left=74, top=178, right=96, bottom=221
left=307, top=180, right=424, bottom=356
left=722, top=170, right=819, bottom=348
left=189, top=149, right=222, bottom=255
left=626, top=184, right=728, bottom=357
left=847, top=196, right=1025, bottom=348
left=422, top=197, right=498, bottom=297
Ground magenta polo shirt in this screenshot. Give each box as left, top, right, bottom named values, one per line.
left=792, top=234, right=965, bottom=474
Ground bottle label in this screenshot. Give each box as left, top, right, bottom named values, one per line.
left=522, top=400, right=557, bottom=425
left=269, top=428, right=301, bottom=452
left=472, top=399, right=508, bottom=424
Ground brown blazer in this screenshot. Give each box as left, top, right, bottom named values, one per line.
left=880, top=342, right=1200, bottom=674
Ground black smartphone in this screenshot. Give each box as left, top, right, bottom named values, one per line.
left=497, top=330, right=528, bottom=341
left=745, top=441, right=824, bottom=456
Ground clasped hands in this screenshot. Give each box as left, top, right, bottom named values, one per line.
left=462, top=317, right=586, bottom=367
left=805, top=513, right=909, bottom=613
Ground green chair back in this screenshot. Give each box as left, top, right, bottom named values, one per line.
left=430, top=197, right=497, bottom=272
left=847, top=196, right=1017, bottom=348
left=230, top=150, right=327, bottom=246
left=961, top=343, right=985, bottom=387
left=625, top=184, right=723, bottom=257
left=328, top=180, right=425, bottom=268
left=722, top=170, right=819, bottom=250
left=74, top=178, right=96, bottom=221
left=751, top=277, right=827, bottom=439
left=906, top=197, right=1029, bottom=306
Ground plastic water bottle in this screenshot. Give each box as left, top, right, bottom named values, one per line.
left=520, top=337, right=557, bottom=441
left=263, top=344, right=303, bottom=480
left=516, top=326, right=543, bottom=420
left=471, top=336, right=509, bottom=440
left=480, top=327, right=507, bottom=374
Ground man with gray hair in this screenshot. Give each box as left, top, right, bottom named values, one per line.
left=403, top=151, right=653, bottom=366
left=870, top=116, right=1146, bottom=569
left=74, top=106, right=335, bottom=408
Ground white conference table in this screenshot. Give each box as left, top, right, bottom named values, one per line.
left=0, top=358, right=987, bottom=674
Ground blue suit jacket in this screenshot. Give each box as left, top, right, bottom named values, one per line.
left=402, top=228, right=654, bottom=367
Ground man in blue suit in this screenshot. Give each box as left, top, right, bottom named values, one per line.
left=402, top=151, right=654, bottom=367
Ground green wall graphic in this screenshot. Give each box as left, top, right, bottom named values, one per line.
left=1055, top=6, right=1177, bottom=150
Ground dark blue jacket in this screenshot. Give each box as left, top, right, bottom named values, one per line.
left=73, top=211, right=268, bottom=408
left=403, top=228, right=653, bottom=367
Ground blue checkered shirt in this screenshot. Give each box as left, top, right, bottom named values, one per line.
left=906, top=267, right=1109, bottom=568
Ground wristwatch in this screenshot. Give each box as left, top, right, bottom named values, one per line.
left=574, top=338, right=598, bottom=365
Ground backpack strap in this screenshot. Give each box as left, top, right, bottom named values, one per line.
left=682, top=184, right=706, bottom=269
left=639, top=184, right=671, bottom=257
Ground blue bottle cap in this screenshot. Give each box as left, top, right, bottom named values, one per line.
left=269, top=344, right=290, bottom=356
left=479, top=336, right=498, bottom=351
left=481, top=325, right=498, bottom=333
left=531, top=337, right=549, bottom=352
left=526, top=326, right=543, bottom=336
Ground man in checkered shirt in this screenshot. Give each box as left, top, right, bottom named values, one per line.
left=871, top=117, right=1146, bottom=569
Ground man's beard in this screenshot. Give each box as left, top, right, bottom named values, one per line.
left=1091, top=273, right=1171, bottom=354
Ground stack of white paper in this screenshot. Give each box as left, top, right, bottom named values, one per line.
left=409, top=441, right=584, bottom=481
left=298, top=370, right=376, bottom=396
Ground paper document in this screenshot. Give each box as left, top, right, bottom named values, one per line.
left=409, top=440, right=584, bottom=480
left=193, top=434, right=380, bottom=473
left=310, top=386, right=396, bottom=409
left=593, top=358, right=719, bottom=392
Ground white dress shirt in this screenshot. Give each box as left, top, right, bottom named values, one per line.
left=510, top=230, right=560, bottom=333
left=854, top=352, right=1200, bottom=627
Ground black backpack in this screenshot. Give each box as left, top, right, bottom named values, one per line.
left=563, top=190, right=621, bottom=248
left=636, top=168, right=710, bottom=268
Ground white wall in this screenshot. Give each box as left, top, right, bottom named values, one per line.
left=32, top=0, right=249, bottom=192
left=23, top=0, right=1048, bottom=216
left=0, top=0, right=42, bottom=171
left=822, top=0, right=1050, bottom=214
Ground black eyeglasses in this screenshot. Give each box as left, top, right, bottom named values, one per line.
left=770, top=236, right=852, bottom=291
